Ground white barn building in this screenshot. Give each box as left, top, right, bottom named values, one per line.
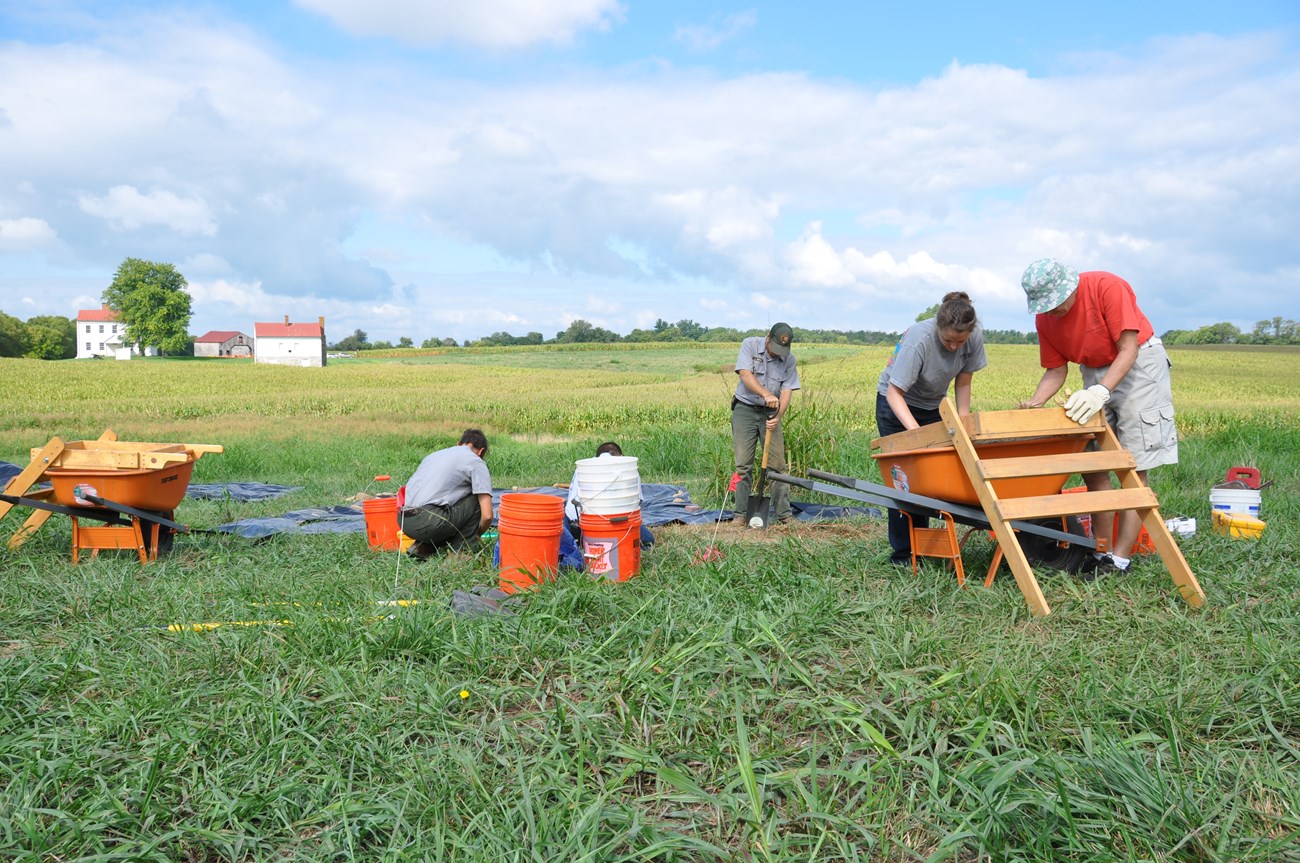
left=253, top=317, right=326, bottom=367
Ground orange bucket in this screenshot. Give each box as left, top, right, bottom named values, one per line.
left=361, top=496, right=401, bottom=551
left=579, top=509, right=642, bottom=582
left=498, top=493, right=565, bottom=594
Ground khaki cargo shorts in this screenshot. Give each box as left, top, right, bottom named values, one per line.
left=1082, top=338, right=1178, bottom=472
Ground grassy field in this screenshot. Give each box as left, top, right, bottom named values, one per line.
left=1, top=345, right=1297, bottom=861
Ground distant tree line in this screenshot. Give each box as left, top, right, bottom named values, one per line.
left=7, top=311, right=1297, bottom=360
left=342, top=317, right=1040, bottom=350
left=1161, top=317, right=1299, bottom=346
left=328, top=314, right=1300, bottom=353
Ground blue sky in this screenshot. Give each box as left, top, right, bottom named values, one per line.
left=1, top=0, right=1298, bottom=343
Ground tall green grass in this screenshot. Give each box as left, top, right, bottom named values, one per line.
left=1, top=346, right=1298, bottom=861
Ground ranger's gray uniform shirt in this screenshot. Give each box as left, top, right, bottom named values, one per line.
left=877, top=319, right=987, bottom=409
left=733, top=336, right=801, bottom=405
left=405, top=445, right=492, bottom=508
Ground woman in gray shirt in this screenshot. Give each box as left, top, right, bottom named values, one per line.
left=875, top=292, right=987, bottom=566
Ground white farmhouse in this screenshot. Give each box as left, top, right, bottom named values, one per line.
left=75, top=304, right=155, bottom=359
left=253, top=317, right=326, bottom=367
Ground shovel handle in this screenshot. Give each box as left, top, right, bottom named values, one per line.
left=760, top=421, right=774, bottom=471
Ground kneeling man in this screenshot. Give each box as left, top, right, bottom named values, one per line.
left=400, top=429, right=494, bottom=558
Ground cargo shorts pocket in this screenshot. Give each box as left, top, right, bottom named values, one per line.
left=1139, top=404, right=1176, bottom=452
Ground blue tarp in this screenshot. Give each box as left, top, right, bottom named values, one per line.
left=0, top=461, right=880, bottom=539
left=187, top=482, right=303, bottom=502
left=211, top=483, right=880, bottom=540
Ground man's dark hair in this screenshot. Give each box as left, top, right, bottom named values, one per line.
left=459, top=428, right=489, bottom=456
left=595, top=441, right=622, bottom=457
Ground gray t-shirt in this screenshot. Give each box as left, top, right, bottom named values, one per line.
left=876, top=319, right=987, bottom=410
left=404, top=444, right=492, bottom=508
left=733, top=336, right=801, bottom=405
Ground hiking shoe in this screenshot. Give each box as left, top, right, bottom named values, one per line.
left=407, top=541, right=435, bottom=561
left=1081, top=555, right=1125, bottom=582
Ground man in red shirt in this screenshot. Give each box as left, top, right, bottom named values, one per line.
left=1019, top=259, right=1177, bottom=576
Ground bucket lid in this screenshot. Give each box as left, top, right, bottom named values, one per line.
left=575, top=455, right=638, bottom=470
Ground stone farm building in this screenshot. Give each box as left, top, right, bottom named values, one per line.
left=194, top=330, right=254, bottom=358
left=75, top=304, right=155, bottom=360
left=253, top=317, right=327, bottom=367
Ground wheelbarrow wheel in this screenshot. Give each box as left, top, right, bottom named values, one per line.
left=1019, top=515, right=1092, bottom=574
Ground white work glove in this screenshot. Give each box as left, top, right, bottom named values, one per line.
left=1063, top=384, right=1110, bottom=424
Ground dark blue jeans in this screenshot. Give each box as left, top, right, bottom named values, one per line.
left=875, top=392, right=942, bottom=563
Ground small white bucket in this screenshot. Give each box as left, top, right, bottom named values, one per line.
left=573, top=455, right=641, bottom=516
left=1210, top=487, right=1261, bottom=518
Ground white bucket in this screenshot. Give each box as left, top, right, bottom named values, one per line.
left=573, top=455, right=641, bottom=516
left=1210, top=487, right=1261, bottom=518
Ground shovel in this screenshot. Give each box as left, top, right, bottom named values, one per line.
left=745, top=413, right=776, bottom=529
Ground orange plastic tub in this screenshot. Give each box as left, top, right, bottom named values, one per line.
left=873, top=437, right=1089, bottom=505
left=45, top=458, right=196, bottom=510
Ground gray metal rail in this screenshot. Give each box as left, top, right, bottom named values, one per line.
left=765, top=469, right=1094, bottom=549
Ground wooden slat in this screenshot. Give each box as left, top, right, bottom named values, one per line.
left=870, top=419, right=960, bottom=454
left=46, top=450, right=144, bottom=469
left=1141, top=509, right=1205, bottom=607
left=978, top=450, right=1137, bottom=480
left=59, top=441, right=187, bottom=454
left=140, top=452, right=194, bottom=468
left=6, top=429, right=117, bottom=550
left=2, top=437, right=65, bottom=521
left=8, top=509, right=55, bottom=549
left=940, top=399, right=1053, bottom=616
left=1094, top=422, right=1206, bottom=608
left=965, top=407, right=1105, bottom=441
left=997, top=487, right=1159, bottom=521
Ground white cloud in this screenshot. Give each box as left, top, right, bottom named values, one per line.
left=180, top=253, right=233, bottom=276
left=783, top=221, right=855, bottom=288
left=0, top=216, right=57, bottom=250
left=294, top=0, right=624, bottom=48
left=78, top=185, right=217, bottom=236
left=674, top=11, right=757, bottom=52
left=583, top=293, right=623, bottom=314
left=186, top=278, right=271, bottom=312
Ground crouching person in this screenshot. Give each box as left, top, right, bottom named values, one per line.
left=400, top=429, right=493, bottom=559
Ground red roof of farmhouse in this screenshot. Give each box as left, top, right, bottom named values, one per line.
left=195, top=330, right=245, bottom=343
left=77, top=304, right=119, bottom=322
left=254, top=321, right=323, bottom=338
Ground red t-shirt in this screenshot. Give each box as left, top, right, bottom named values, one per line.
left=1036, top=271, right=1154, bottom=369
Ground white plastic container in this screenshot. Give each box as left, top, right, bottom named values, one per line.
left=573, top=455, right=641, bottom=515
left=1209, top=487, right=1261, bottom=518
